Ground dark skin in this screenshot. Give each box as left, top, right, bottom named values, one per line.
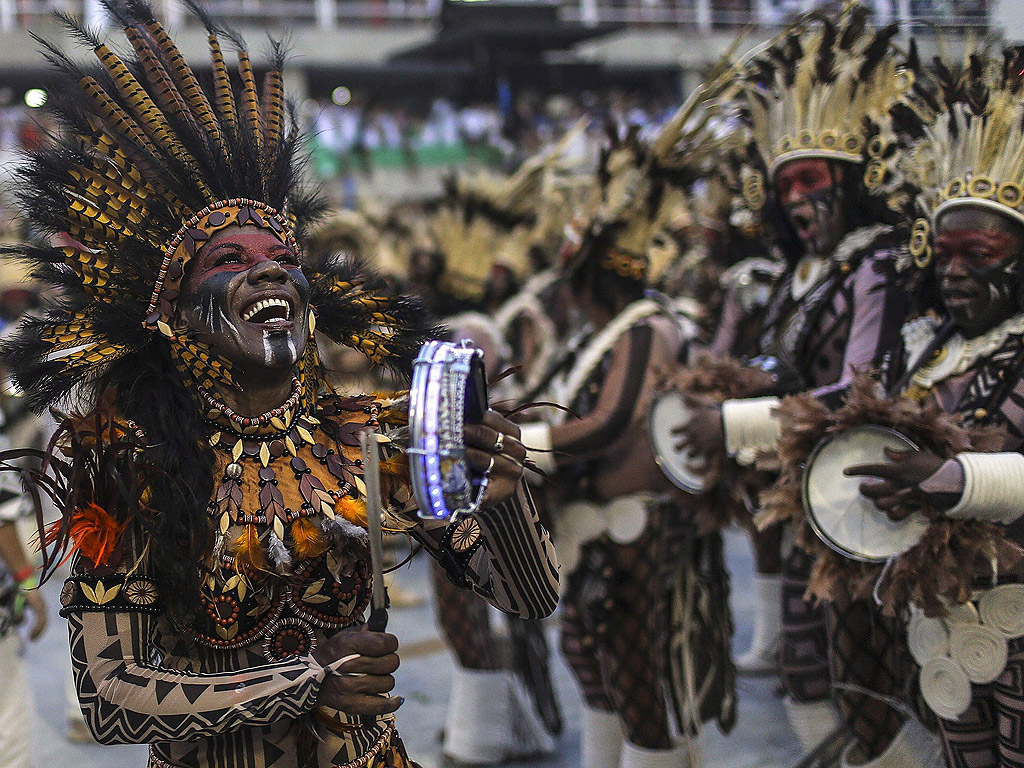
left=178, top=225, right=527, bottom=717
left=775, top=158, right=849, bottom=258
left=846, top=208, right=1024, bottom=516
left=673, top=158, right=853, bottom=457
left=178, top=224, right=311, bottom=416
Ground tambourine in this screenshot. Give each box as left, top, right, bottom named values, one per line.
left=802, top=425, right=930, bottom=563
left=408, top=340, right=488, bottom=520
left=649, top=390, right=708, bottom=493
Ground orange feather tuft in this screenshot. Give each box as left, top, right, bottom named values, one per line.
left=334, top=496, right=368, bottom=528
left=230, top=524, right=267, bottom=573
left=45, top=502, right=126, bottom=568
left=378, top=454, right=408, bottom=476
left=290, top=517, right=328, bottom=560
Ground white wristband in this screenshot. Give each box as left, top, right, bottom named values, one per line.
left=947, top=452, right=1024, bottom=525
left=519, top=422, right=557, bottom=475
left=722, top=396, right=782, bottom=458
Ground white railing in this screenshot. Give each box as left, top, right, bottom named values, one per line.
left=0, top=0, right=990, bottom=31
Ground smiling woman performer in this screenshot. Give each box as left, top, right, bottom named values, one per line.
left=1, top=4, right=557, bottom=768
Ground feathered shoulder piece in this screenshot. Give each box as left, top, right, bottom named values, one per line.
left=302, top=251, right=439, bottom=382
left=0, top=395, right=153, bottom=581
left=902, top=46, right=1024, bottom=270
left=740, top=2, right=935, bottom=200
left=3, top=0, right=435, bottom=414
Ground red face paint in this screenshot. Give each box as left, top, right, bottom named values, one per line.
left=774, top=158, right=837, bottom=208
left=934, top=210, right=1024, bottom=337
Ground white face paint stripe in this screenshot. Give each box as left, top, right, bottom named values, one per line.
left=219, top=307, right=243, bottom=346
left=262, top=329, right=273, bottom=367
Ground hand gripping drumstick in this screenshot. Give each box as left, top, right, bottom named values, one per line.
left=359, top=428, right=389, bottom=633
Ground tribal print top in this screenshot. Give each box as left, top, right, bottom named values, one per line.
left=756, top=225, right=908, bottom=404
left=59, top=393, right=558, bottom=768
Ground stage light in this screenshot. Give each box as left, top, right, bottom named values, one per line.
left=24, top=89, right=47, bottom=108
left=332, top=86, right=352, bottom=106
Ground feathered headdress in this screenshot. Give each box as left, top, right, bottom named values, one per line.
left=740, top=3, right=930, bottom=194
left=902, top=46, right=1024, bottom=269
left=4, top=0, right=433, bottom=413
left=566, top=55, right=745, bottom=286
left=432, top=128, right=585, bottom=302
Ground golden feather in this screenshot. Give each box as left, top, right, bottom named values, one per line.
left=261, top=69, right=285, bottom=157
left=140, top=15, right=227, bottom=156
left=208, top=34, right=238, bottom=134
left=236, top=48, right=262, bottom=151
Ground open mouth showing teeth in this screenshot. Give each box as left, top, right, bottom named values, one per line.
left=242, top=298, right=292, bottom=324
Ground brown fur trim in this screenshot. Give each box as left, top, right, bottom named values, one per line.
left=759, top=372, right=1022, bottom=615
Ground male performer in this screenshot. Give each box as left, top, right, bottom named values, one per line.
left=676, top=8, right=929, bottom=763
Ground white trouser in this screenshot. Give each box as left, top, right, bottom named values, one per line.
left=0, top=633, right=33, bottom=768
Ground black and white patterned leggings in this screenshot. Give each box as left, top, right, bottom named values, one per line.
left=780, top=547, right=912, bottom=759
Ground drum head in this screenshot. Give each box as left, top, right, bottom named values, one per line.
left=802, top=425, right=929, bottom=563
left=651, top=391, right=708, bottom=493
left=650, top=390, right=707, bottom=493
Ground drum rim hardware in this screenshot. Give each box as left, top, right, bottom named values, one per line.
left=408, top=339, right=489, bottom=521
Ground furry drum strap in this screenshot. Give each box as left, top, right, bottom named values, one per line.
left=802, top=425, right=930, bottom=563
left=408, top=340, right=488, bottom=520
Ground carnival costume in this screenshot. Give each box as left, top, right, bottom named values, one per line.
left=423, top=165, right=572, bottom=766
left=719, top=7, right=933, bottom=760
left=875, top=44, right=1024, bottom=768
left=2, top=5, right=558, bottom=767
left=519, top=119, right=737, bottom=768
left=758, top=46, right=1024, bottom=767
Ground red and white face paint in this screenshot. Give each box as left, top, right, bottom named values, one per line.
left=177, top=224, right=311, bottom=378
left=774, top=158, right=850, bottom=258
left=934, top=208, right=1024, bottom=338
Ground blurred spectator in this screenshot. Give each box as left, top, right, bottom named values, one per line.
left=303, top=87, right=681, bottom=177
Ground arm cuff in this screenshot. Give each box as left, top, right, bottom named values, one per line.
left=519, top=422, right=557, bottom=475
left=722, top=396, right=781, bottom=458
left=947, top=452, right=1024, bottom=525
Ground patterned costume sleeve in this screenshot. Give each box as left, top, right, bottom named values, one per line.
left=62, top=564, right=324, bottom=745
left=549, top=324, right=655, bottom=459
left=811, top=252, right=905, bottom=407
left=410, top=481, right=559, bottom=620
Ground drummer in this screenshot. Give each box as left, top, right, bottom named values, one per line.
left=424, top=171, right=565, bottom=767
left=674, top=8, right=930, bottom=764
left=843, top=46, right=1024, bottom=768
left=519, top=130, right=723, bottom=768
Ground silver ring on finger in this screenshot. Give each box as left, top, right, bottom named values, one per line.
left=485, top=455, right=496, bottom=476
left=492, top=432, right=505, bottom=454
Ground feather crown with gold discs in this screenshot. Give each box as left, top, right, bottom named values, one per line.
left=738, top=2, right=937, bottom=214
left=902, top=46, right=1024, bottom=270
left=2, top=0, right=435, bottom=415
